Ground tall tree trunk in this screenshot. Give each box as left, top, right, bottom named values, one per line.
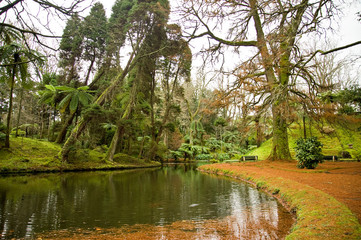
left=84, top=56, right=95, bottom=86
left=104, top=79, right=138, bottom=162
left=56, top=111, right=76, bottom=144
left=105, top=125, right=123, bottom=162
left=15, top=88, right=24, bottom=138
left=59, top=118, right=87, bottom=162
left=269, top=104, right=292, bottom=161
left=149, top=74, right=157, bottom=161
left=303, top=115, right=307, bottom=139
left=47, top=107, right=52, bottom=140
left=138, top=134, right=145, bottom=160
left=5, top=59, right=17, bottom=148
left=255, top=116, right=262, bottom=147
left=48, top=104, right=57, bottom=141
left=40, top=109, right=45, bottom=139
left=59, top=50, right=138, bottom=162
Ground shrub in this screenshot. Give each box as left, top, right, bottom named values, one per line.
left=294, top=137, right=323, bottom=169
left=168, top=150, right=183, bottom=161
left=0, top=132, right=5, bottom=141
left=113, top=153, right=141, bottom=164
left=195, top=154, right=212, bottom=160
left=215, top=153, right=230, bottom=161
left=338, top=150, right=352, bottom=159
left=353, top=150, right=361, bottom=162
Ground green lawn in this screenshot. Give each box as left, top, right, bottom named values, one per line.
left=247, top=122, right=361, bottom=160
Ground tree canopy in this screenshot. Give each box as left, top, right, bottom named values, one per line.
left=0, top=0, right=360, bottom=165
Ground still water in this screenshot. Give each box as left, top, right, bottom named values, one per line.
left=0, top=164, right=293, bottom=239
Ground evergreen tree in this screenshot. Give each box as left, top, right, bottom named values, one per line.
left=58, top=14, right=83, bottom=84
left=82, top=2, right=108, bottom=85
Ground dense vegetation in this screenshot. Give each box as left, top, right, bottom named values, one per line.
left=0, top=0, right=360, bottom=168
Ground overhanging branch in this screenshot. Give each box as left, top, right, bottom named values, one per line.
left=319, top=40, right=361, bottom=55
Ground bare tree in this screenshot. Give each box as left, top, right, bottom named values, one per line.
left=0, top=0, right=93, bottom=51
left=179, top=0, right=338, bottom=161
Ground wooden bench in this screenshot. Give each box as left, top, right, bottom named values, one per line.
left=241, top=156, right=258, bottom=161
left=322, top=155, right=338, bottom=162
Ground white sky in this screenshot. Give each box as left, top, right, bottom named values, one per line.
left=87, top=0, right=361, bottom=87
left=3, top=0, right=359, bottom=83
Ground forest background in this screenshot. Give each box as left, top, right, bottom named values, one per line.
left=1, top=0, right=361, bottom=166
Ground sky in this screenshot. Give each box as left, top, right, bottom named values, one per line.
left=100, top=0, right=361, bottom=79
left=3, top=0, right=359, bottom=83
left=101, top=0, right=361, bottom=50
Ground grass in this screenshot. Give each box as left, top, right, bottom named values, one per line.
left=247, top=121, right=361, bottom=160
left=199, top=163, right=361, bottom=239
left=0, top=137, right=160, bottom=174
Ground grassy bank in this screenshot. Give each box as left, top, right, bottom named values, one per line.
left=199, top=163, right=361, bottom=240
left=247, top=122, right=361, bottom=160
left=0, top=137, right=160, bottom=174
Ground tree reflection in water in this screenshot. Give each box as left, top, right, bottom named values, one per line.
left=0, top=164, right=293, bottom=239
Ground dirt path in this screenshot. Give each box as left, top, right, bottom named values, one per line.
left=221, top=161, right=361, bottom=223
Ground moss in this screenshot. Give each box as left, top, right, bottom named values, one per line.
left=113, top=153, right=145, bottom=165
left=0, top=137, right=160, bottom=174
left=248, top=121, right=361, bottom=161
left=256, top=181, right=266, bottom=189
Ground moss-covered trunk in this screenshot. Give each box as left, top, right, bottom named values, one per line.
left=5, top=60, right=17, bottom=148
left=59, top=118, right=87, bottom=162
left=269, top=105, right=292, bottom=161
left=56, top=111, right=76, bottom=144
left=104, top=125, right=123, bottom=163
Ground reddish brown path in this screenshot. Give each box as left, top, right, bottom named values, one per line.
left=222, top=161, right=361, bottom=223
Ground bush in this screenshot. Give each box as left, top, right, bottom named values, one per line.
left=354, top=151, right=361, bottom=162
left=0, top=132, right=5, bottom=141
left=214, top=153, right=230, bottom=161
left=294, top=137, right=323, bottom=169
left=195, top=153, right=212, bottom=160
left=338, top=150, right=352, bottom=159
left=113, top=153, right=142, bottom=164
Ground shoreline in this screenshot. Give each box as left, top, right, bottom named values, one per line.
left=198, top=162, right=361, bottom=239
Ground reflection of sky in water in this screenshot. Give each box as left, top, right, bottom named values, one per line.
left=219, top=182, right=281, bottom=239
left=0, top=167, right=292, bottom=239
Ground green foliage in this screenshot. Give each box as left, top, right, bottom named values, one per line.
left=154, top=142, right=169, bottom=161
left=0, top=137, right=159, bottom=173
left=0, top=123, right=6, bottom=143
left=320, top=85, right=361, bottom=114
left=10, top=129, right=25, bottom=137
left=82, top=3, right=107, bottom=63
left=113, top=153, right=145, bottom=165
left=214, top=153, right=230, bottom=161
left=195, top=153, right=212, bottom=160
left=67, top=149, right=103, bottom=164
left=353, top=150, right=361, bottom=161
left=168, top=150, right=183, bottom=161
left=56, top=85, right=94, bottom=114
left=294, top=137, right=323, bottom=169
left=59, top=13, right=83, bottom=70
left=205, top=137, right=221, bottom=151
left=177, top=143, right=209, bottom=160
left=214, top=117, right=227, bottom=127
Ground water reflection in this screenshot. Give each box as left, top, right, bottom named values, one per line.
left=0, top=164, right=293, bottom=239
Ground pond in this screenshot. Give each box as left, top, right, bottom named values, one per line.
left=0, top=164, right=294, bottom=239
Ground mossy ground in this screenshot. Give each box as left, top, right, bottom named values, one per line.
left=247, top=122, right=361, bottom=160
left=0, top=137, right=160, bottom=174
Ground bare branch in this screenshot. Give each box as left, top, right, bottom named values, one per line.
left=0, top=22, right=61, bottom=39
left=320, top=41, right=361, bottom=55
